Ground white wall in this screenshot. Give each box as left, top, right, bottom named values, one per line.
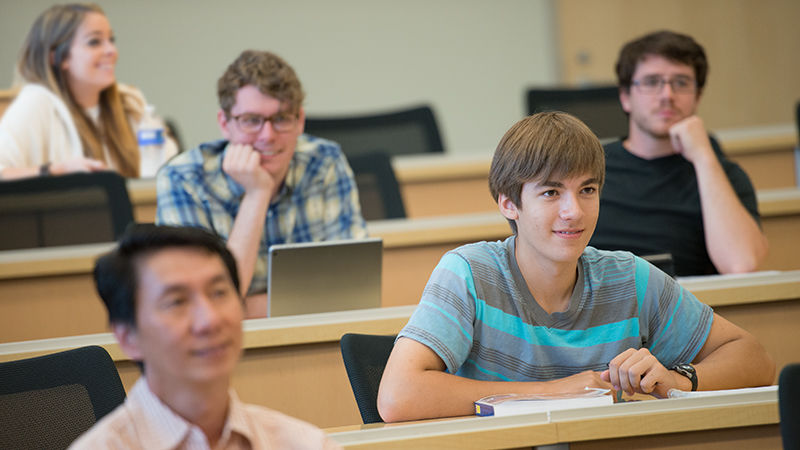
left=0, top=0, right=558, bottom=155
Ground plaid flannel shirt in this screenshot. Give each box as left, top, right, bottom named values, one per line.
left=156, top=135, right=368, bottom=295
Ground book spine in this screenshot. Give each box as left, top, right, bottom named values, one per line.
left=474, top=402, right=495, bottom=416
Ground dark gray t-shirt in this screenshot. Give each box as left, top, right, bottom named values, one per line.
left=590, top=139, right=760, bottom=276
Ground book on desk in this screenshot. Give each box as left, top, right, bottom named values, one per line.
left=474, top=388, right=613, bottom=417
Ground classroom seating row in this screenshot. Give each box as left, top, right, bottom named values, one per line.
left=2, top=185, right=800, bottom=343
left=1, top=270, right=798, bottom=433
left=2, top=186, right=799, bottom=344
left=126, top=122, right=798, bottom=223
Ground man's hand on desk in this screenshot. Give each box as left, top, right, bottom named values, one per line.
left=601, top=348, right=692, bottom=398
left=544, top=370, right=613, bottom=394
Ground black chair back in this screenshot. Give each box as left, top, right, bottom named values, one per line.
left=340, top=333, right=397, bottom=424
left=305, top=105, right=444, bottom=159
left=347, top=152, right=406, bottom=220
left=0, top=171, right=134, bottom=250
left=0, top=346, right=126, bottom=450
left=779, top=363, right=800, bottom=449
left=795, top=101, right=799, bottom=144
left=526, top=85, right=628, bottom=140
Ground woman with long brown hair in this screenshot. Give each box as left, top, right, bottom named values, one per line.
left=0, top=3, right=176, bottom=179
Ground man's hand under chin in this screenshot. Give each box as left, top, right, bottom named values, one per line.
left=222, top=143, right=276, bottom=197
left=668, top=116, right=715, bottom=165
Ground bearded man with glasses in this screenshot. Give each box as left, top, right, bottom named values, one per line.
left=589, top=31, right=767, bottom=277
left=156, top=50, right=367, bottom=318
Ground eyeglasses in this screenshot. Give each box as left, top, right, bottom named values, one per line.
left=230, top=112, right=299, bottom=134
left=632, top=75, right=697, bottom=94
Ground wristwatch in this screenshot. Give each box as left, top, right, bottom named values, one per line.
left=39, top=162, right=51, bottom=177
left=670, top=363, right=698, bottom=391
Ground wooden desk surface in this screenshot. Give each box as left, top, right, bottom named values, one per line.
left=757, top=187, right=800, bottom=215
left=714, top=124, right=797, bottom=155
left=4, top=270, right=797, bottom=361
left=0, top=305, right=416, bottom=364
left=327, top=387, right=779, bottom=449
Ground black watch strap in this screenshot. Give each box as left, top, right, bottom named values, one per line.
left=670, top=364, right=698, bottom=391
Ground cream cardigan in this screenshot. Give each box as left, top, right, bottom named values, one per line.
left=0, top=83, right=176, bottom=176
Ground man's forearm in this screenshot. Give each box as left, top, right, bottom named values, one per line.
left=379, top=370, right=551, bottom=422
left=693, top=335, right=775, bottom=390
left=227, top=190, right=270, bottom=296
left=694, top=157, right=768, bottom=273
left=378, top=368, right=612, bottom=422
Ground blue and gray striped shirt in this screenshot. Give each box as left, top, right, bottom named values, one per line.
left=399, top=236, right=713, bottom=381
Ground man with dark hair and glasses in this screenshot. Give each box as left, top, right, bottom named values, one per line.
left=590, top=30, right=767, bottom=276
left=156, top=50, right=367, bottom=317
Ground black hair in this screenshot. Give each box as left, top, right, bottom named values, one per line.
left=93, top=224, right=240, bottom=327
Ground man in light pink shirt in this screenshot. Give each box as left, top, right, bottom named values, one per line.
left=70, top=225, right=340, bottom=449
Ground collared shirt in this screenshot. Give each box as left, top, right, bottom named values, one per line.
left=69, top=378, right=341, bottom=449
left=156, top=135, right=368, bottom=294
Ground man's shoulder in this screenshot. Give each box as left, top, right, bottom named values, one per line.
left=713, top=145, right=752, bottom=181
left=160, top=140, right=226, bottom=179
left=295, top=134, right=345, bottom=161
left=602, top=139, right=626, bottom=155
left=449, top=238, right=512, bottom=266
left=582, top=245, right=634, bottom=262
left=581, top=246, right=639, bottom=278
left=600, top=140, right=631, bottom=169
left=432, top=239, right=514, bottom=284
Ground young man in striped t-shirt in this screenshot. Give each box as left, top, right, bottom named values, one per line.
left=377, top=112, right=774, bottom=422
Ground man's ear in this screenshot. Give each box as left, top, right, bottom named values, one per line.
left=112, top=322, right=143, bottom=362
left=296, top=106, right=305, bottom=135
left=498, top=193, right=519, bottom=221
left=619, top=87, right=631, bottom=114
left=217, top=109, right=232, bottom=140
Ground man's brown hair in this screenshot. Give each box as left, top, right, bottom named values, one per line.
left=489, top=112, right=604, bottom=232
left=217, top=50, right=305, bottom=117
left=615, top=30, right=708, bottom=94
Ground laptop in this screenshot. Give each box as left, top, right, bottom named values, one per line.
left=266, top=238, right=383, bottom=317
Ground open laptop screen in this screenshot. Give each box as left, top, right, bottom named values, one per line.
left=266, top=238, right=383, bottom=317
